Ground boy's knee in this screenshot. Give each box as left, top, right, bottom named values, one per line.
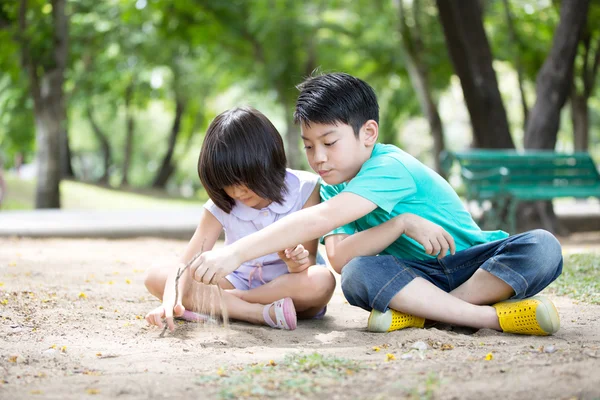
left=340, top=257, right=370, bottom=302
left=530, top=229, right=562, bottom=265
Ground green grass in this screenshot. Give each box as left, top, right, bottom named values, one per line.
left=195, top=353, right=364, bottom=399
left=548, top=253, right=600, bottom=304
left=2, top=174, right=207, bottom=210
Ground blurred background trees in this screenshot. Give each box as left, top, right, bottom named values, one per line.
left=0, top=0, right=598, bottom=214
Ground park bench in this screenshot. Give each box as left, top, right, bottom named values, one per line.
left=440, top=150, right=600, bottom=233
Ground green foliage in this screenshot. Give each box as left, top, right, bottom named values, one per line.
left=1, top=0, right=597, bottom=197
left=548, top=252, right=600, bottom=304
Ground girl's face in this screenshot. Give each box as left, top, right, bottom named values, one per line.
left=223, top=184, right=271, bottom=210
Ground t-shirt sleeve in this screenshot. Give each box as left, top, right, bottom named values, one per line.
left=343, top=154, right=417, bottom=214
left=319, top=183, right=357, bottom=243
left=203, top=199, right=227, bottom=226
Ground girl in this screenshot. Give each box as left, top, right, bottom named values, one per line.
left=144, top=107, right=335, bottom=331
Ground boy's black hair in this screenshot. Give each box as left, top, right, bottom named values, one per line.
left=198, top=107, right=287, bottom=213
left=294, top=72, right=379, bottom=137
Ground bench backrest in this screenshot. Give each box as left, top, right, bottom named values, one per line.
left=441, top=150, right=600, bottom=199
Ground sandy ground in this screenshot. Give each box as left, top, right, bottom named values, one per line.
left=1, top=236, right=599, bottom=399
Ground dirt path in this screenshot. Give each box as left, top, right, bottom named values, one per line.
left=1, top=237, right=599, bottom=399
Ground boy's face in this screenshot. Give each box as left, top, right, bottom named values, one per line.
left=301, top=121, right=375, bottom=185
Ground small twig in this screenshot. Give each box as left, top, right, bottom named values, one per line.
left=160, top=240, right=205, bottom=337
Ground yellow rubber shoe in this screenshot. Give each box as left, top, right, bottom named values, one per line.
left=492, top=295, right=560, bottom=336
left=367, top=309, right=425, bottom=332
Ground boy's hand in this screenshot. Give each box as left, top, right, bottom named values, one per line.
left=191, top=247, right=240, bottom=285
left=399, top=213, right=456, bottom=259
left=278, top=244, right=310, bottom=273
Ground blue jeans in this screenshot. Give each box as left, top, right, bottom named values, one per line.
left=341, top=229, right=563, bottom=312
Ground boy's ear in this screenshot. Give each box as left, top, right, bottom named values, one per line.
left=362, top=120, right=379, bottom=147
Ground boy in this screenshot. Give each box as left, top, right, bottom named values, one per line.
left=191, top=72, right=562, bottom=335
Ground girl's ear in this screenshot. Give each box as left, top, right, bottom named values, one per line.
left=362, top=120, right=379, bottom=147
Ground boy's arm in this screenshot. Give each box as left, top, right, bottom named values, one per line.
left=192, top=192, right=377, bottom=284
left=325, top=213, right=457, bottom=274
left=279, top=183, right=321, bottom=272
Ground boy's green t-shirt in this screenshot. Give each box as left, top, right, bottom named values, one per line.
left=320, top=143, right=508, bottom=261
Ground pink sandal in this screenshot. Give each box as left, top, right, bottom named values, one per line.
left=263, top=297, right=297, bottom=330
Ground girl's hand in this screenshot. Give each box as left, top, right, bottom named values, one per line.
left=278, top=244, right=310, bottom=273
left=399, top=213, right=456, bottom=259
left=145, top=302, right=185, bottom=331
left=191, top=247, right=241, bottom=285
left=145, top=264, right=186, bottom=331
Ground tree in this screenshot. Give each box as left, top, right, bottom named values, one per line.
left=397, top=0, right=446, bottom=176
left=436, top=0, right=514, bottom=149
left=524, top=0, right=590, bottom=150
left=18, top=0, right=69, bottom=208
left=570, top=4, right=600, bottom=151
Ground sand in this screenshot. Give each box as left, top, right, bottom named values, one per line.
left=1, top=236, right=599, bottom=399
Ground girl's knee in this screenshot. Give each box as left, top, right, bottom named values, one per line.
left=144, top=266, right=166, bottom=299
left=307, top=266, right=336, bottom=298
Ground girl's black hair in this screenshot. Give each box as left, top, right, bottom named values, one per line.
left=198, top=107, right=287, bottom=213
left=294, top=72, right=379, bottom=137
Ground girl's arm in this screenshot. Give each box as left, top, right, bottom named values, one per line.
left=325, top=213, right=457, bottom=274
left=147, top=208, right=223, bottom=331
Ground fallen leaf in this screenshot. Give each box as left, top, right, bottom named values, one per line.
left=30, top=390, right=42, bottom=395
left=267, top=360, right=276, bottom=366
left=386, top=353, right=396, bottom=361
left=61, top=346, right=67, bottom=353
left=78, top=292, right=87, bottom=299
left=372, top=346, right=381, bottom=352
left=1, top=299, right=8, bottom=305
left=441, top=343, right=454, bottom=351
left=96, top=352, right=102, bottom=357
left=485, top=353, right=493, bottom=361
left=125, top=279, right=131, bottom=284
left=8, top=355, right=17, bottom=363
left=217, top=367, right=228, bottom=377
left=50, top=344, right=57, bottom=349
left=86, top=388, right=100, bottom=395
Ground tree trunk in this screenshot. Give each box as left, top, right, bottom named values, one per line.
left=398, top=0, right=446, bottom=178
left=284, top=109, right=302, bottom=169
left=436, top=0, right=514, bottom=149
left=571, top=91, right=589, bottom=151
left=120, top=82, right=135, bottom=187
left=86, top=106, right=112, bottom=184
left=19, top=0, right=68, bottom=208
left=152, top=96, right=186, bottom=188
left=34, top=74, right=63, bottom=208
left=524, top=0, right=590, bottom=149
left=570, top=27, right=600, bottom=152
left=521, top=0, right=589, bottom=235
left=501, top=0, right=529, bottom=129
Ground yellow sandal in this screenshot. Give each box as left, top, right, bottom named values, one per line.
left=367, top=309, right=425, bottom=332
left=492, top=295, right=560, bottom=336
